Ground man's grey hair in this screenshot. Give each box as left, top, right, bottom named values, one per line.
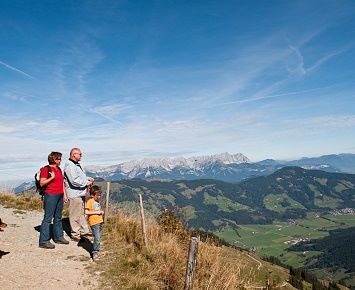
left=70, top=147, right=81, bottom=158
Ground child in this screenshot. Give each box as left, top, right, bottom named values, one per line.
left=85, top=185, right=104, bottom=261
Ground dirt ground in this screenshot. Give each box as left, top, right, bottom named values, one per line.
left=0, top=205, right=100, bottom=290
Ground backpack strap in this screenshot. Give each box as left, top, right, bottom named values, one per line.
left=45, top=165, right=52, bottom=177
left=38, top=165, right=52, bottom=180
left=37, top=165, right=53, bottom=200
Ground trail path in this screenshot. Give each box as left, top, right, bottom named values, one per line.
left=0, top=205, right=99, bottom=290
left=246, top=253, right=263, bottom=270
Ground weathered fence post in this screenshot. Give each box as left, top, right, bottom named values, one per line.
left=139, top=194, right=148, bottom=247
left=184, top=236, right=199, bottom=290
left=104, top=181, right=110, bottom=223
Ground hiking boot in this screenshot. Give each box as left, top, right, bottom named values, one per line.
left=39, top=242, right=55, bottom=249
left=53, top=238, right=69, bottom=245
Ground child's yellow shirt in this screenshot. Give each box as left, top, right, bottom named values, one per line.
left=86, top=198, right=103, bottom=226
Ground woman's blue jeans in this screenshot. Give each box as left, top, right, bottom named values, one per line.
left=91, top=223, right=103, bottom=253
left=39, top=193, right=64, bottom=244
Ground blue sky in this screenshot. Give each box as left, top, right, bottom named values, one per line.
left=1, top=0, right=355, bottom=185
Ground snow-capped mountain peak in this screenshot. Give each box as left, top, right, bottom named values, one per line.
left=86, top=152, right=250, bottom=180
left=119, top=152, right=249, bottom=172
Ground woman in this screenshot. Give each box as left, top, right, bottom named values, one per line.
left=39, top=151, right=69, bottom=249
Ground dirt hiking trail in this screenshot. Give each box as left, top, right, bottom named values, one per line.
left=0, top=205, right=100, bottom=290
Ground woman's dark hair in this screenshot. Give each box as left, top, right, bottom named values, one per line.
left=90, top=185, right=101, bottom=196
left=48, top=152, right=62, bottom=165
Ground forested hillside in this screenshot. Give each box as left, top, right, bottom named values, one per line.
left=289, top=227, right=355, bottom=286
left=92, top=167, right=355, bottom=231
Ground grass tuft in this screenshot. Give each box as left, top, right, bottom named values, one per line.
left=0, top=192, right=69, bottom=216
left=0, top=192, right=43, bottom=211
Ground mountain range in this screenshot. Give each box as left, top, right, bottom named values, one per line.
left=14, top=152, right=355, bottom=193
left=86, top=152, right=355, bottom=183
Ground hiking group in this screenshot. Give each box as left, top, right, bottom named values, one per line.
left=38, top=147, right=104, bottom=261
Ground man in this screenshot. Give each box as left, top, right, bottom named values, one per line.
left=64, top=147, right=94, bottom=241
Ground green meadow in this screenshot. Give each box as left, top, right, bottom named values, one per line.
left=217, top=212, right=355, bottom=268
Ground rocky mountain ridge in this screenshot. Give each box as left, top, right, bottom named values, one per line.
left=86, top=152, right=355, bottom=182
left=87, top=152, right=249, bottom=177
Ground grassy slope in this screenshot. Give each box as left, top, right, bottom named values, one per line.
left=0, top=192, right=293, bottom=290
left=97, top=210, right=294, bottom=289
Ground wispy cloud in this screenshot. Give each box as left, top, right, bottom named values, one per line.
left=198, top=36, right=349, bottom=109
left=275, top=115, right=355, bottom=139
left=205, top=86, right=334, bottom=108
left=87, top=103, right=133, bottom=124
left=155, top=32, right=328, bottom=110
left=307, top=47, right=350, bottom=73
left=0, top=117, right=69, bottom=137
left=52, top=37, right=104, bottom=101
left=288, top=45, right=306, bottom=76
left=299, top=115, right=355, bottom=128
left=2, top=90, right=41, bottom=103
left=0, top=60, right=35, bottom=79
left=288, top=43, right=350, bottom=77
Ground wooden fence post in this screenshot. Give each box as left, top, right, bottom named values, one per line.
left=139, top=194, right=148, bottom=247
left=184, top=236, right=199, bottom=290
left=104, top=181, right=110, bottom=223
